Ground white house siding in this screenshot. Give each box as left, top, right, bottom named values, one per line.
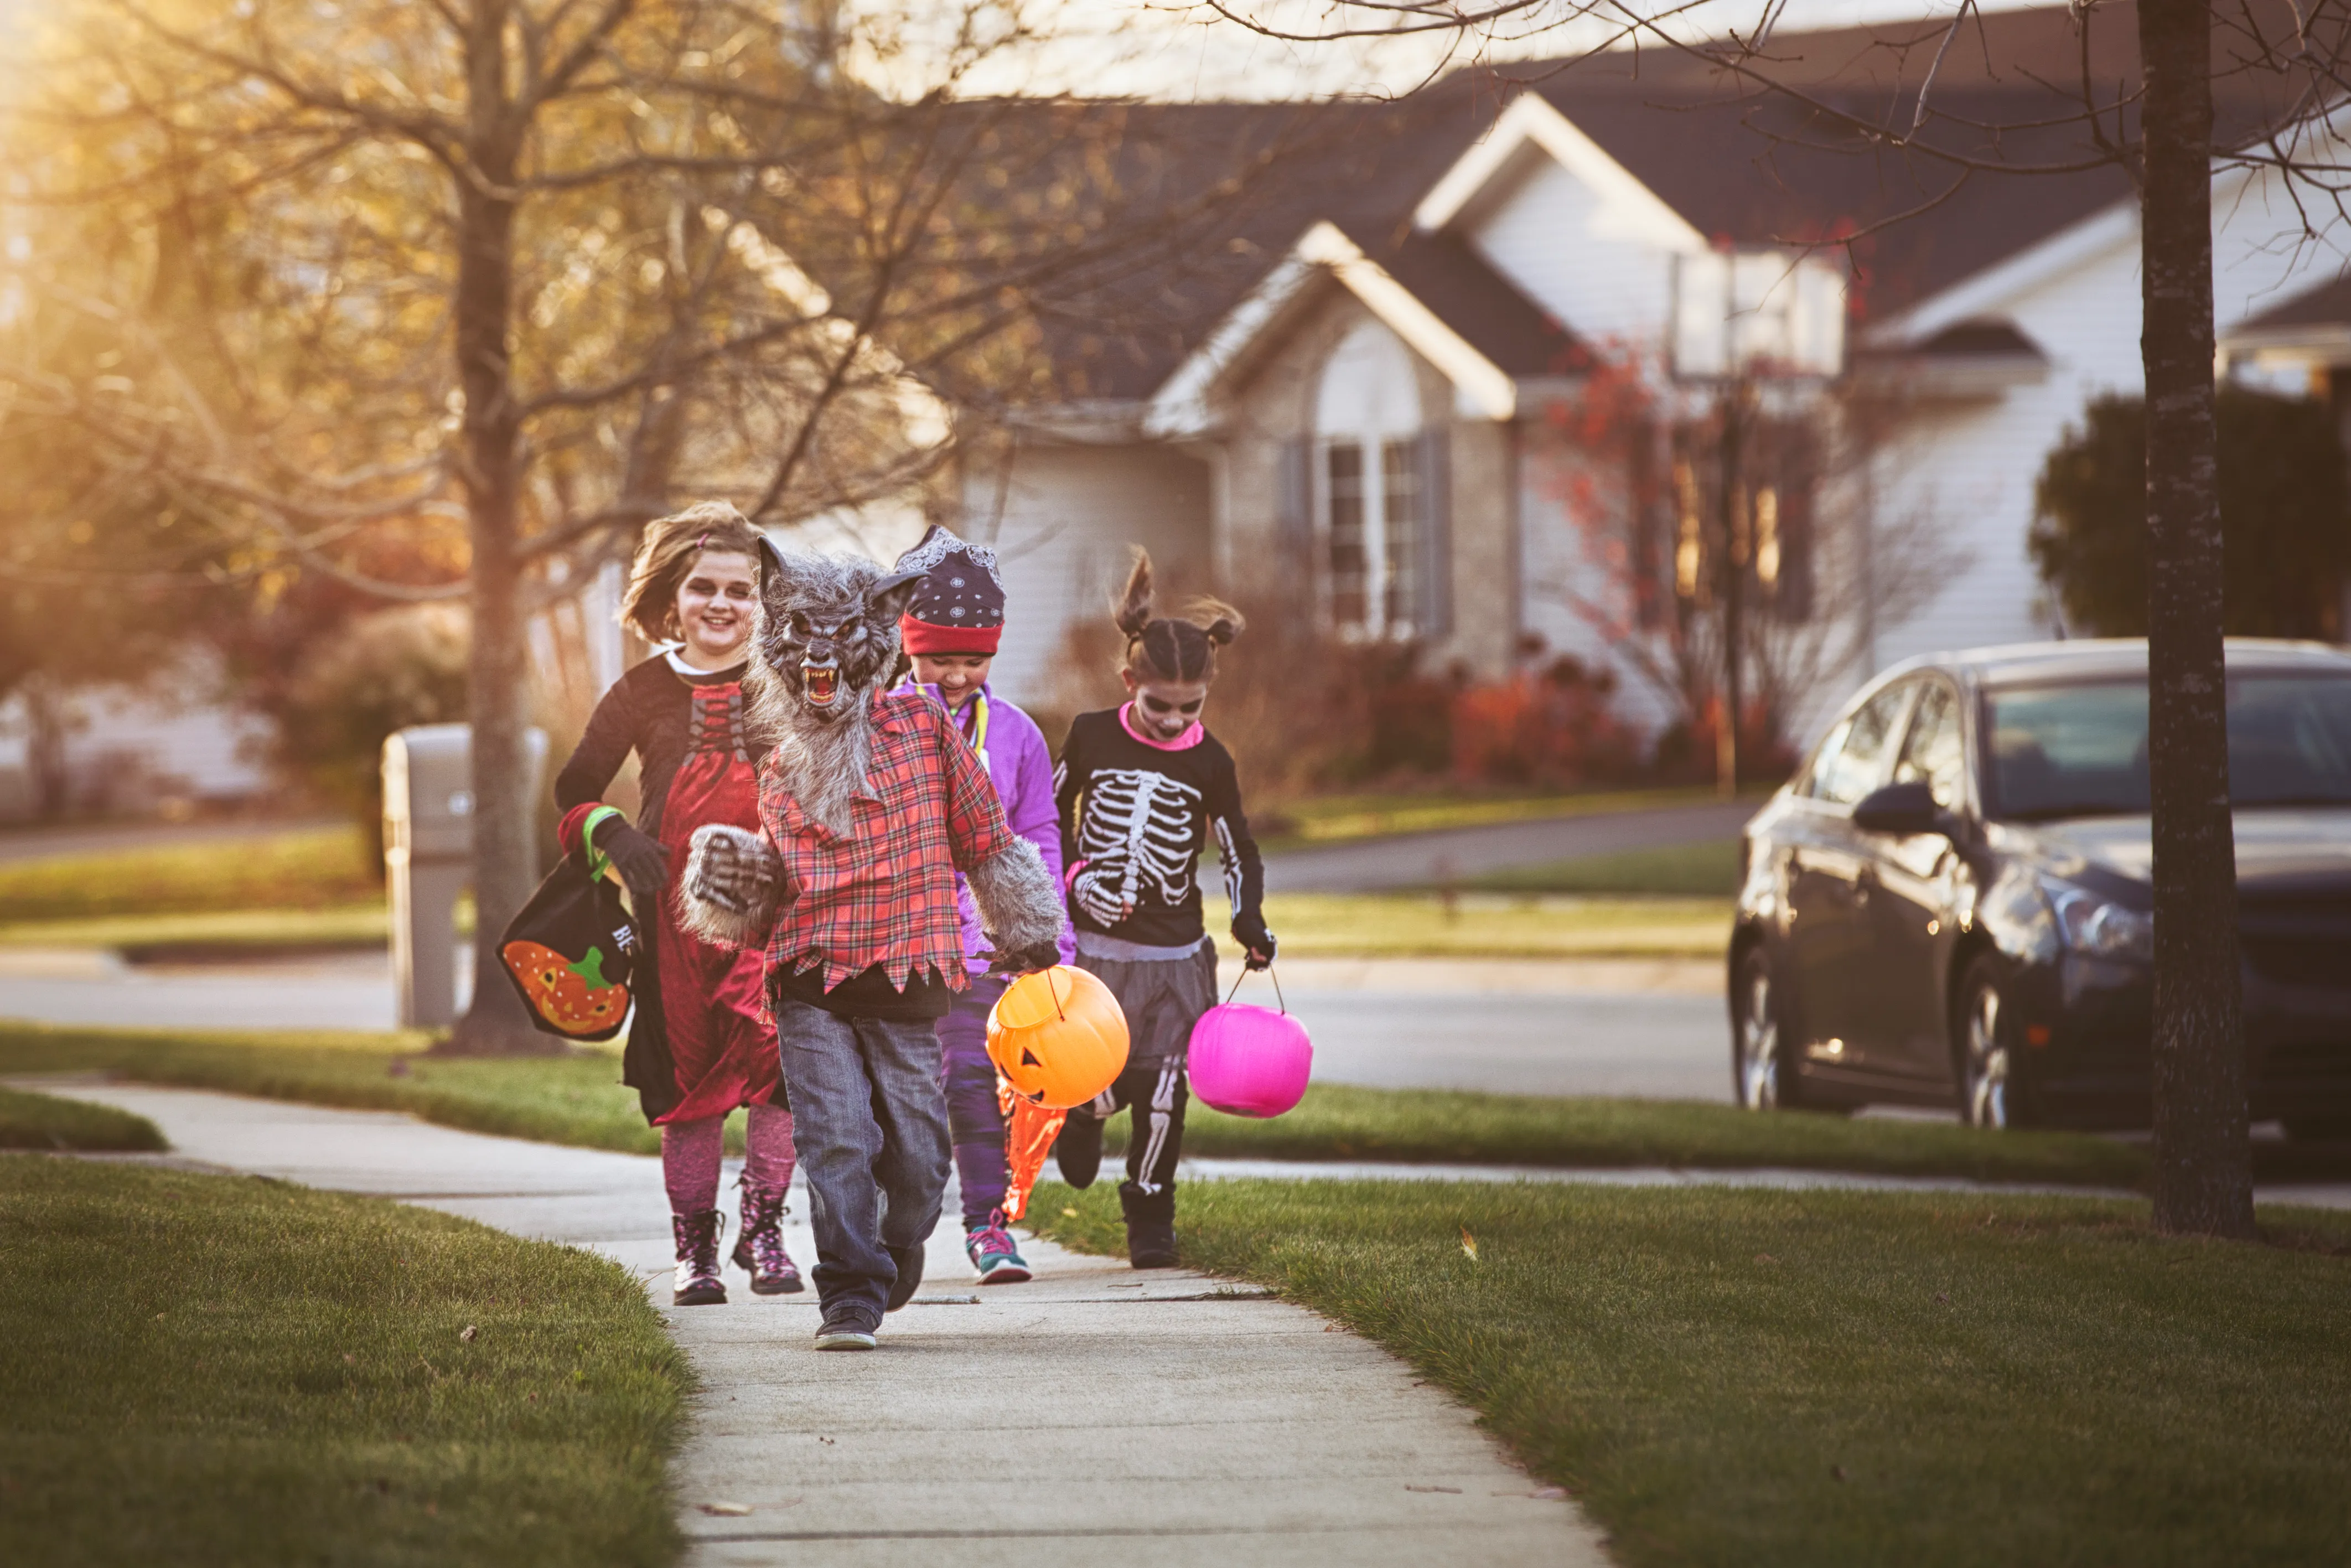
left=1466, top=156, right=1678, bottom=356
left=1515, top=421, right=1684, bottom=738
left=0, top=678, right=276, bottom=822
left=1863, top=156, right=2351, bottom=729
left=964, top=439, right=1214, bottom=708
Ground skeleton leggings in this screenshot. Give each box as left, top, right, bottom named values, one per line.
left=1066, top=939, right=1218, bottom=1198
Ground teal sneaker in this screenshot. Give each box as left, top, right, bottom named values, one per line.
left=966, top=1213, right=1033, bottom=1285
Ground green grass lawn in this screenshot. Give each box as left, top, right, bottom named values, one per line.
left=0, top=1085, right=166, bottom=1151
left=0, top=904, right=391, bottom=959
left=1461, top=837, right=1743, bottom=897
left=0, top=1024, right=673, bottom=1157
left=1119, top=1081, right=2152, bottom=1187
left=0, top=1022, right=2181, bottom=1187
left=1243, top=892, right=1731, bottom=959
left=0, top=1158, right=687, bottom=1566
left=1033, top=1179, right=2351, bottom=1567
left=0, top=825, right=379, bottom=923
left=12, top=1020, right=2340, bottom=1188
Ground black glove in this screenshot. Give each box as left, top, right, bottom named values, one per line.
left=1232, top=910, right=1277, bottom=971
left=592, top=815, right=672, bottom=904
left=983, top=937, right=1062, bottom=976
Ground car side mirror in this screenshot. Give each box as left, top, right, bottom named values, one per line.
left=1852, top=781, right=1955, bottom=837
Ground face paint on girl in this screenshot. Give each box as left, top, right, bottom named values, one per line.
left=674, top=550, right=758, bottom=670
left=912, top=652, right=995, bottom=710
left=1121, top=669, right=1209, bottom=739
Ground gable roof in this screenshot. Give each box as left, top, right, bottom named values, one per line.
left=998, top=1, right=2337, bottom=406
left=1144, top=220, right=1578, bottom=436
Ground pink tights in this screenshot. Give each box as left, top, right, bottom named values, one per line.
left=661, top=1101, right=796, bottom=1216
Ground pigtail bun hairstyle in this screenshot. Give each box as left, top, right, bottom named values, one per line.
left=1113, top=548, right=1243, bottom=685
left=619, top=501, right=767, bottom=644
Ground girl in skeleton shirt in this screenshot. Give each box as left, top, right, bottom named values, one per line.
left=553, top=504, right=801, bottom=1308
left=1050, top=551, right=1275, bottom=1267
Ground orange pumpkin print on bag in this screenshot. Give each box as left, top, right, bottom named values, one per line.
left=500, top=940, right=629, bottom=1037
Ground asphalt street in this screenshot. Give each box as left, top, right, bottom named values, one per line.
left=1262, top=799, right=1758, bottom=893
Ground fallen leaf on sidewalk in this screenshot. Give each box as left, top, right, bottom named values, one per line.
left=1405, top=1484, right=1463, bottom=1494
left=1460, top=1227, right=1479, bottom=1262
left=698, top=1502, right=753, bottom=1517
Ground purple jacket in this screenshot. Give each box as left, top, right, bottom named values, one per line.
left=898, top=680, right=1074, bottom=974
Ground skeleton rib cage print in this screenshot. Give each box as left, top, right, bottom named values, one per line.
left=1071, top=768, right=1203, bottom=927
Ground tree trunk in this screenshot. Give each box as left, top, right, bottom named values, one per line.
left=442, top=2, right=556, bottom=1055
left=24, top=676, right=74, bottom=820
left=1716, top=384, right=1747, bottom=796
left=2138, top=0, right=2252, bottom=1236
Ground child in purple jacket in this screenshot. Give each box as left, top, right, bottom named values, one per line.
left=892, top=525, right=1072, bottom=1284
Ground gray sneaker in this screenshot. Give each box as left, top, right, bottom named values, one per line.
left=814, top=1311, right=878, bottom=1351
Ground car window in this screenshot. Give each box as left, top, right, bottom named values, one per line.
left=1987, top=674, right=2351, bottom=820
left=1892, top=682, right=1965, bottom=809
left=1805, top=681, right=1913, bottom=806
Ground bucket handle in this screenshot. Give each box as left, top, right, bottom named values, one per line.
left=1223, top=962, right=1286, bottom=1013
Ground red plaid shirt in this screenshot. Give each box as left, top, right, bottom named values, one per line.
left=757, top=690, right=1013, bottom=993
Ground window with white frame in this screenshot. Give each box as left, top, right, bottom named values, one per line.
left=1316, top=320, right=1426, bottom=638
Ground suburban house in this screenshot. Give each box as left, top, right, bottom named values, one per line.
left=959, top=2, right=2351, bottom=747
left=15, top=2, right=2351, bottom=818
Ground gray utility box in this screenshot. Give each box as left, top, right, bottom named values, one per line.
left=382, top=723, right=548, bottom=1029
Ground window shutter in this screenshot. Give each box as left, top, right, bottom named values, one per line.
left=1276, top=437, right=1313, bottom=566
left=1416, top=427, right=1453, bottom=637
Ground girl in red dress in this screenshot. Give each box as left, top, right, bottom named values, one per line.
left=553, top=504, right=800, bottom=1306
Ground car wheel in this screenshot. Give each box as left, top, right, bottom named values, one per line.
left=1956, top=956, right=2027, bottom=1131
left=1733, top=949, right=1790, bottom=1111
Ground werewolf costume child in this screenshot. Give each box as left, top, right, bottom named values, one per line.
left=681, top=542, right=1064, bottom=1351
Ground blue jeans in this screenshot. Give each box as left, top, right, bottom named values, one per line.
left=770, top=993, right=952, bottom=1324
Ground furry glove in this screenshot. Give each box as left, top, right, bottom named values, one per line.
left=677, top=825, right=786, bottom=950
left=1232, top=910, right=1278, bottom=972
left=966, top=839, right=1065, bottom=976
left=591, top=815, right=671, bottom=904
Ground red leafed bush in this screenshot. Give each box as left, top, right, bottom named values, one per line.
left=1449, top=657, right=1641, bottom=787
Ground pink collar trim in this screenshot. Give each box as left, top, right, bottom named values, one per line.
left=1118, top=701, right=1204, bottom=751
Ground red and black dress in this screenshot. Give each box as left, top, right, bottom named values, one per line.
left=555, top=652, right=781, bottom=1124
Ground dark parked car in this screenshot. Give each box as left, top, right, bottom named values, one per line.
left=1729, top=639, right=2351, bottom=1136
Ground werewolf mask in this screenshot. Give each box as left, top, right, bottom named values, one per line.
left=749, top=537, right=924, bottom=723
left=742, top=539, right=925, bottom=835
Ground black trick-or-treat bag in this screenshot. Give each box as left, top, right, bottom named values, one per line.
left=497, top=806, right=639, bottom=1042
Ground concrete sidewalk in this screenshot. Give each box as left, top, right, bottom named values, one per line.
left=22, top=1079, right=1609, bottom=1568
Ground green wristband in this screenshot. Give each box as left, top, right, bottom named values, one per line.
left=579, top=805, right=626, bottom=884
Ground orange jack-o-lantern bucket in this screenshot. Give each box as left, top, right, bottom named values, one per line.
left=986, top=965, right=1130, bottom=1110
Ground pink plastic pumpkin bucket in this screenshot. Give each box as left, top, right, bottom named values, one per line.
left=1187, top=970, right=1312, bottom=1119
